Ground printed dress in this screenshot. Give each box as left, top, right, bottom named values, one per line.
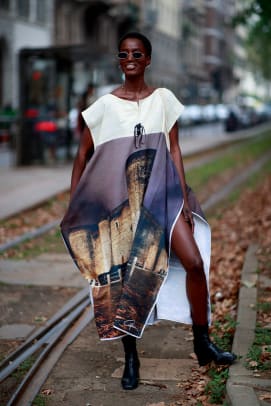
left=60, top=88, right=211, bottom=340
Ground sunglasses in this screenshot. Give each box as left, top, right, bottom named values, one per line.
left=117, top=51, right=145, bottom=60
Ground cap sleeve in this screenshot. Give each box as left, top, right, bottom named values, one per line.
left=81, top=97, right=105, bottom=136
left=160, top=88, right=184, bottom=133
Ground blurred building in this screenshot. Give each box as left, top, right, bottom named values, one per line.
left=53, top=0, right=141, bottom=96
left=0, top=0, right=242, bottom=111
left=179, top=0, right=207, bottom=103
left=139, top=0, right=183, bottom=98
left=0, top=0, right=54, bottom=109
left=203, top=0, right=236, bottom=103
left=172, top=0, right=237, bottom=104
left=53, top=0, right=183, bottom=98
left=232, top=4, right=268, bottom=103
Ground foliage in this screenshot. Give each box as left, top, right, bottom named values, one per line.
left=246, top=326, right=271, bottom=370
left=233, top=0, right=271, bottom=81
left=205, top=367, right=229, bottom=404
left=11, top=356, right=36, bottom=380
left=186, top=129, right=271, bottom=194
left=211, top=314, right=238, bottom=351
left=33, top=394, right=47, bottom=406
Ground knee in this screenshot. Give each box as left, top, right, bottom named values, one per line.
left=186, top=255, right=204, bottom=276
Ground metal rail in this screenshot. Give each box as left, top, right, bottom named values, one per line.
left=1, top=126, right=270, bottom=254
left=0, top=219, right=61, bottom=252
left=1, top=144, right=271, bottom=404
left=7, top=303, right=92, bottom=406
left=0, top=287, right=92, bottom=405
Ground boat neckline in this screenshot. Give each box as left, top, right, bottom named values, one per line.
left=109, top=88, right=160, bottom=102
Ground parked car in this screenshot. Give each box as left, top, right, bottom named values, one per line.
left=215, top=104, right=229, bottom=121
left=201, top=104, right=217, bottom=123
left=179, top=105, right=203, bottom=126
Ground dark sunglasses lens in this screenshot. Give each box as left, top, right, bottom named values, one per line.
left=133, top=52, right=143, bottom=59
left=118, top=52, right=128, bottom=59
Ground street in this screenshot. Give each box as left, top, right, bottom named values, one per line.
left=0, top=122, right=226, bottom=169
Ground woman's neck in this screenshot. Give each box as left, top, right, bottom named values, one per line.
left=122, top=78, right=148, bottom=93
left=121, top=78, right=151, bottom=101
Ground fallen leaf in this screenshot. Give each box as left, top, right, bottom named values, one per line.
left=259, top=393, right=271, bottom=400
left=41, top=389, right=53, bottom=395
left=242, top=279, right=256, bottom=288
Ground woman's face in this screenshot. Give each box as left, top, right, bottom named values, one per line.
left=118, top=38, right=151, bottom=78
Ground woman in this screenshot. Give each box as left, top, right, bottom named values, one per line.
left=61, top=32, right=236, bottom=391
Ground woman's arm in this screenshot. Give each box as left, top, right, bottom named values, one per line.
left=169, top=121, right=194, bottom=232
left=70, top=126, right=94, bottom=199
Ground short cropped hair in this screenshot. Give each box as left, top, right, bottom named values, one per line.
left=118, top=32, right=152, bottom=57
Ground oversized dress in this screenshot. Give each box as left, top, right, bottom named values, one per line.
left=60, top=88, right=211, bottom=341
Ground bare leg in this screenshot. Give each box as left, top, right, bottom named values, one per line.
left=171, top=213, right=236, bottom=366
left=171, top=213, right=208, bottom=325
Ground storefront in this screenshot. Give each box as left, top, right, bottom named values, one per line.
left=17, top=44, right=120, bottom=165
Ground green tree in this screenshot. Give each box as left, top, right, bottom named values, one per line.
left=234, top=0, right=271, bottom=82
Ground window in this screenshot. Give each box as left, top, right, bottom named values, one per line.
left=37, top=0, right=46, bottom=23
left=17, top=0, right=29, bottom=18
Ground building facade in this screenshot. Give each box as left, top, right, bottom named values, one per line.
left=179, top=0, right=207, bottom=103
left=0, top=0, right=262, bottom=114
left=53, top=0, right=183, bottom=99
left=139, top=0, right=183, bottom=97
left=203, top=0, right=236, bottom=103
left=0, top=0, right=54, bottom=109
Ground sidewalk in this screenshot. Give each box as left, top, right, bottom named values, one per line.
left=0, top=242, right=269, bottom=404
left=0, top=122, right=271, bottom=405
left=1, top=121, right=270, bottom=221
left=226, top=245, right=271, bottom=406
left=39, top=245, right=269, bottom=406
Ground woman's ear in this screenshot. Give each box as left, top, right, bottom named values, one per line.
left=146, top=55, right=151, bottom=67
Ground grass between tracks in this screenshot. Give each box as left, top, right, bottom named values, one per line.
left=2, top=128, right=271, bottom=261
left=196, top=158, right=271, bottom=405
left=185, top=129, right=271, bottom=195
left=2, top=132, right=271, bottom=406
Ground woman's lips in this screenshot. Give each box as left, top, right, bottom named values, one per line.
left=125, top=63, right=136, bottom=70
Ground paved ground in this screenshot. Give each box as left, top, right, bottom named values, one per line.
left=1, top=243, right=268, bottom=405
left=0, top=122, right=271, bottom=405
left=227, top=245, right=271, bottom=406
left=1, top=121, right=270, bottom=221
left=44, top=319, right=195, bottom=406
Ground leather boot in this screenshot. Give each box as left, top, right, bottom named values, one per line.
left=192, top=324, right=236, bottom=366
left=121, top=335, right=140, bottom=390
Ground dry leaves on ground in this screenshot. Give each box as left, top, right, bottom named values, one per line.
left=174, top=175, right=271, bottom=405
left=0, top=192, right=69, bottom=245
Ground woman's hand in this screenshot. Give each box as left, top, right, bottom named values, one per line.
left=183, top=203, right=194, bottom=233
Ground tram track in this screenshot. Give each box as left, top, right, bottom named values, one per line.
left=1, top=121, right=271, bottom=253
left=0, top=287, right=92, bottom=406
left=0, top=133, right=271, bottom=404
left=1, top=144, right=270, bottom=255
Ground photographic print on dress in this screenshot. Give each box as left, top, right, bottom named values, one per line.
left=67, top=148, right=159, bottom=338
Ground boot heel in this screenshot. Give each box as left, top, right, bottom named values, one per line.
left=196, top=354, right=212, bottom=367
left=193, top=324, right=236, bottom=367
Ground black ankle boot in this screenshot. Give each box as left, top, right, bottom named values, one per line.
left=121, top=336, right=140, bottom=390
left=192, top=324, right=236, bottom=367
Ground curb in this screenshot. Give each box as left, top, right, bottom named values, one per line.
left=226, top=243, right=270, bottom=405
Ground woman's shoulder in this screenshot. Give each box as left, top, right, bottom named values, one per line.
left=83, top=93, right=109, bottom=112
left=158, top=87, right=177, bottom=97
left=158, top=88, right=183, bottom=104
